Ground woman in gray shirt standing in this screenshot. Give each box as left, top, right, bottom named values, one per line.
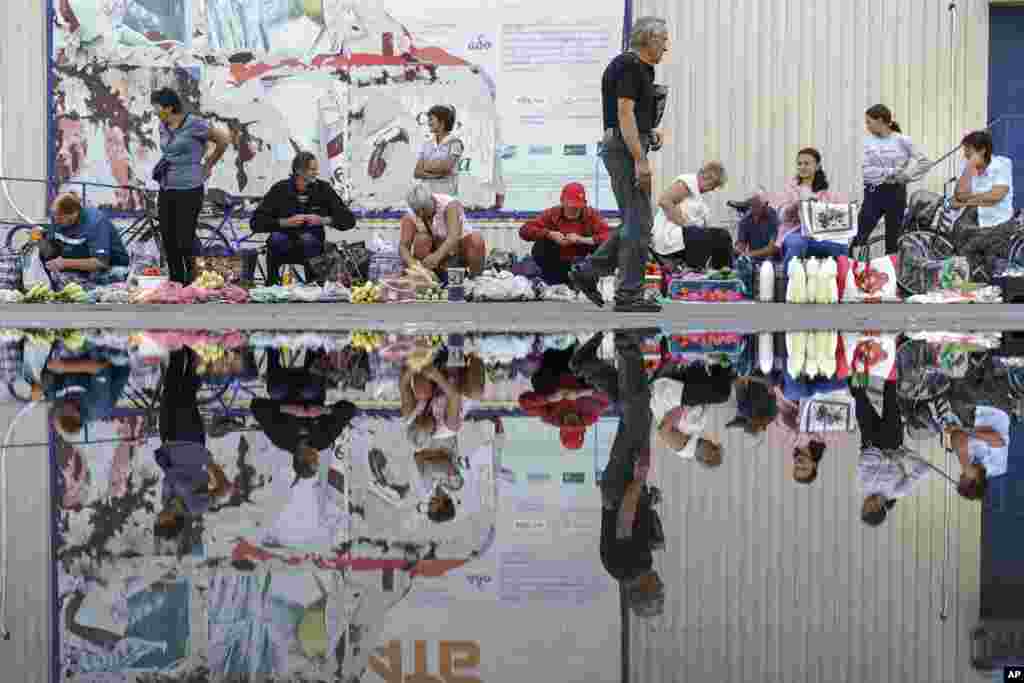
left=853, top=104, right=930, bottom=255
left=150, top=88, right=230, bottom=284
left=414, top=105, right=464, bottom=197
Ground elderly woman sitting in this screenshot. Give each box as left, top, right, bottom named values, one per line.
left=399, top=183, right=486, bottom=277
left=650, top=161, right=730, bottom=269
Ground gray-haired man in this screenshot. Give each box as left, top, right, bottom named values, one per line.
left=569, top=17, right=670, bottom=313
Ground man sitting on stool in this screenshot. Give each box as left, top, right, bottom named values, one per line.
left=41, top=193, right=130, bottom=288
left=519, top=182, right=610, bottom=285
left=252, top=151, right=356, bottom=285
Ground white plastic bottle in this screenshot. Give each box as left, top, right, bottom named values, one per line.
left=786, top=331, right=807, bottom=378
left=787, top=259, right=807, bottom=303
left=805, top=257, right=820, bottom=303
left=758, top=260, right=775, bottom=302
left=758, top=332, right=774, bottom=375
left=818, top=330, right=837, bottom=378
left=826, top=258, right=840, bottom=303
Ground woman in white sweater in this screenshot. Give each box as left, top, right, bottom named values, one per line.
left=853, top=104, right=930, bottom=255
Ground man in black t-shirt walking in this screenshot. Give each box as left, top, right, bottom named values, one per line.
left=569, top=17, right=670, bottom=313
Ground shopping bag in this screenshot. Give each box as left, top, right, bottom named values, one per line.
left=836, top=255, right=900, bottom=302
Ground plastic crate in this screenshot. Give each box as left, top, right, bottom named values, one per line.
left=993, top=274, right=1024, bottom=303
left=0, top=250, right=21, bottom=291
left=666, top=276, right=746, bottom=302
left=369, top=253, right=404, bottom=281
left=667, top=332, right=746, bottom=355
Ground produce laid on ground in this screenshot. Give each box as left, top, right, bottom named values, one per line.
left=193, top=270, right=225, bottom=290
left=352, top=282, right=384, bottom=303
left=22, top=282, right=88, bottom=303
left=415, top=284, right=447, bottom=302
left=350, top=330, right=385, bottom=352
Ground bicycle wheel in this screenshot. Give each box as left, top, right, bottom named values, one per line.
left=196, top=222, right=232, bottom=254
left=895, top=230, right=955, bottom=295
left=851, top=232, right=888, bottom=262
left=4, top=225, right=37, bottom=253
left=896, top=338, right=952, bottom=402
left=119, top=215, right=157, bottom=246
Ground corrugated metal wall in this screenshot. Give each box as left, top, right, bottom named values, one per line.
left=637, top=0, right=991, bottom=223
left=0, top=0, right=49, bottom=223
left=635, top=401, right=982, bottom=683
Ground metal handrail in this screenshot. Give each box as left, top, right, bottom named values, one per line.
left=0, top=176, right=623, bottom=222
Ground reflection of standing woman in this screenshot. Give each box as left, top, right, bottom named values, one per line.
left=150, top=88, right=230, bottom=284
left=414, top=105, right=464, bottom=197
left=855, top=104, right=930, bottom=255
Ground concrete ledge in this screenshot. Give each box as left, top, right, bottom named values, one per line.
left=0, top=303, right=1022, bottom=333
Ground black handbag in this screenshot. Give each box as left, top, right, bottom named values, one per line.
left=307, top=241, right=370, bottom=286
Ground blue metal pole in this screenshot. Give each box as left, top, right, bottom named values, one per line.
left=48, top=406, right=60, bottom=683
left=622, top=0, right=633, bottom=51
left=46, top=0, right=57, bottom=215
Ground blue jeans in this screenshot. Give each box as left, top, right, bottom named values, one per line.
left=587, top=132, right=654, bottom=298
left=783, top=375, right=848, bottom=402
left=782, top=233, right=847, bottom=268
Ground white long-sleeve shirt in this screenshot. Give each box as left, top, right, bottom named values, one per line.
left=862, top=133, right=927, bottom=187
left=857, top=447, right=932, bottom=499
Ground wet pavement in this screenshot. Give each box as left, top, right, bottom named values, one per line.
left=0, top=325, right=1022, bottom=681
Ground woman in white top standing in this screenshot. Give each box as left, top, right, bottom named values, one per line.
left=414, top=105, right=464, bottom=196
left=854, top=104, right=930, bottom=255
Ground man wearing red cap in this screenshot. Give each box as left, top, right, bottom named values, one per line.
left=519, top=182, right=610, bottom=285
left=518, top=376, right=610, bottom=450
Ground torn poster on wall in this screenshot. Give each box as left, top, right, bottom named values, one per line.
left=52, top=0, right=504, bottom=211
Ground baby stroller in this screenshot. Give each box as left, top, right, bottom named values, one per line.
left=893, top=178, right=1024, bottom=293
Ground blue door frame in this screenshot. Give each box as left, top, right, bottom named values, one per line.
left=989, top=6, right=1024, bottom=209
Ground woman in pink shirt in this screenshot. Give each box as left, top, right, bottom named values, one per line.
left=400, top=183, right=487, bottom=276
left=765, top=148, right=847, bottom=267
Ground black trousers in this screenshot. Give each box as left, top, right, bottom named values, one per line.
left=852, top=380, right=903, bottom=451
left=160, top=348, right=205, bottom=446
left=856, top=184, right=907, bottom=255
left=573, top=333, right=652, bottom=506
left=532, top=240, right=578, bottom=286
left=159, top=187, right=204, bottom=284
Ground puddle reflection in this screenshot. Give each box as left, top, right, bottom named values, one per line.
left=0, top=327, right=1019, bottom=679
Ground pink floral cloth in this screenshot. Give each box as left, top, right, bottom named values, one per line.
left=134, top=281, right=249, bottom=304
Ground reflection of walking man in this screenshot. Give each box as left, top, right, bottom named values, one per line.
left=571, top=331, right=664, bottom=618
left=570, top=17, right=670, bottom=313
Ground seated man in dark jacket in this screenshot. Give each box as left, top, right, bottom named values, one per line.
left=251, top=348, right=357, bottom=483
left=251, top=151, right=356, bottom=285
